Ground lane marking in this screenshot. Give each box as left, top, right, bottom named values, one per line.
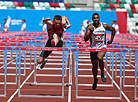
left=7, top=70, right=34, bottom=102
left=68, top=50, right=72, bottom=102
left=78, top=52, right=131, bottom=101
left=0, top=60, right=13, bottom=69
left=107, top=71, right=130, bottom=102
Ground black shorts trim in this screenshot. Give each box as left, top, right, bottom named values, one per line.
left=90, top=52, right=98, bottom=60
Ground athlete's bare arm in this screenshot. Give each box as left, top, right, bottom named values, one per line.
left=103, top=24, right=115, bottom=44
left=62, top=16, right=71, bottom=29
left=84, top=24, right=94, bottom=42
left=43, top=18, right=53, bottom=29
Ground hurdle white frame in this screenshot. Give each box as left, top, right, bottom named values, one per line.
left=75, top=48, right=123, bottom=100
left=18, top=47, right=66, bottom=98
left=134, top=49, right=138, bottom=100
left=28, top=40, right=70, bottom=85
left=74, top=50, right=115, bottom=87
left=0, top=49, right=18, bottom=85
left=114, top=50, right=138, bottom=88
left=0, top=41, right=29, bottom=85
left=0, top=47, right=7, bottom=97
left=28, top=50, right=69, bottom=86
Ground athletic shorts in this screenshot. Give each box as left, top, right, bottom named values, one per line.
left=40, top=39, right=63, bottom=58
left=90, top=52, right=98, bottom=60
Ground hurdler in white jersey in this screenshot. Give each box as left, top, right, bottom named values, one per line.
left=84, top=13, right=115, bottom=90
left=90, top=23, right=106, bottom=49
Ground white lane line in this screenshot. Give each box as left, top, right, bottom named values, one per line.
left=68, top=50, right=72, bottom=102
left=107, top=71, right=130, bottom=102
left=0, top=60, right=13, bottom=69
left=7, top=70, right=34, bottom=102
left=68, top=77, right=71, bottom=102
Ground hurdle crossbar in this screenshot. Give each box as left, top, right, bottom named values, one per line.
left=73, top=48, right=123, bottom=99
left=18, top=47, right=69, bottom=98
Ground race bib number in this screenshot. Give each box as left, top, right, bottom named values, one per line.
left=95, top=43, right=105, bottom=49
left=94, top=34, right=104, bottom=42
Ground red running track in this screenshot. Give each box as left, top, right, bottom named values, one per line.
left=0, top=49, right=138, bottom=102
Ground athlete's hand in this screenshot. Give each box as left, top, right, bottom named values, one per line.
left=43, top=18, right=50, bottom=23
left=107, top=40, right=112, bottom=44
left=64, top=25, right=71, bottom=29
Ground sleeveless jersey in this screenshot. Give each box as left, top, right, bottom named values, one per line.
left=90, top=23, right=106, bottom=49
left=47, top=21, right=64, bottom=39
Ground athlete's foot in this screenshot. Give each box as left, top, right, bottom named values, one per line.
left=101, top=74, right=106, bottom=82
left=40, top=63, right=45, bottom=69
left=37, top=59, right=48, bottom=70
left=92, top=79, right=98, bottom=90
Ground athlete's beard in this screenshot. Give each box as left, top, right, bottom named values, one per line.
left=93, top=21, right=99, bottom=27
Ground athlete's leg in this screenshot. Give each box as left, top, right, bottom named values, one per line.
left=90, top=52, right=98, bottom=90
left=97, top=52, right=106, bottom=82
left=52, top=33, right=60, bottom=46
left=91, top=60, right=98, bottom=82
left=37, top=39, right=52, bottom=69
left=38, top=56, right=45, bottom=64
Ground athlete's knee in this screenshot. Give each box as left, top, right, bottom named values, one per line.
left=92, top=63, right=98, bottom=70
left=97, top=55, right=103, bottom=60
left=37, top=57, right=44, bottom=64
left=53, top=33, right=58, bottom=39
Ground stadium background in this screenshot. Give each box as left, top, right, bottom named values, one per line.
left=0, top=0, right=130, bottom=34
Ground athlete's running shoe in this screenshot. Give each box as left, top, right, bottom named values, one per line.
left=37, top=59, right=48, bottom=70
left=92, top=79, right=98, bottom=90
left=101, top=74, right=106, bottom=82
left=40, top=63, right=46, bottom=69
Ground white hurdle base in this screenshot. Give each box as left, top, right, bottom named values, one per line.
left=76, top=96, right=121, bottom=99
left=19, top=95, right=63, bottom=98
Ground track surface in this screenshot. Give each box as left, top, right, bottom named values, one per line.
left=0, top=49, right=138, bottom=102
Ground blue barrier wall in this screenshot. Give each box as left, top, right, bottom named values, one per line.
left=0, top=10, right=117, bottom=34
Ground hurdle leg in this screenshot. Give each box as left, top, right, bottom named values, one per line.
left=134, top=50, right=137, bottom=100
left=62, top=48, right=65, bottom=98
left=34, top=51, right=37, bottom=83
left=134, top=76, right=137, bottom=100
left=123, top=52, right=126, bottom=87
left=4, top=47, right=7, bottom=97
left=10, top=49, right=13, bottom=63
left=111, top=52, right=114, bottom=86
left=29, top=50, right=37, bottom=86
left=110, top=52, right=111, bottom=70
left=75, top=50, right=78, bottom=97
left=64, top=51, right=67, bottom=77
left=74, top=51, right=76, bottom=77
left=119, top=50, right=123, bottom=99
left=24, top=50, right=26, bottom=75
left=69, top=49, right=72, bottom=85
left=30, top=50, right=32, bottom=69
left=115, top=52, right=117, bottom=78
left=15, top=49, right=18, bottom=84
left=129, top=52, right=131, bottom=66
left=18, top=48, right=21, bottom=97
left=75, top=76, right=78, bottom=98
left=105, top=52, right=108, bottom=78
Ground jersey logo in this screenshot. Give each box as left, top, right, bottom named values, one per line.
left=93, top=34, right=104, bottom=42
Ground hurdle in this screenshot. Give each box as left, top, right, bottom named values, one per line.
left=27, top=40, right=70, bottom=86
left=18, top=47, right=68, bottom=98
left=0, top=44, right=18, bottom=85
left=73, top=48, right=124, bottom=99
left=0, top=43, right=26, bottom=85
left=112, top=45, right=138, bottom=87
left=0, top=47, right=7, bottom=97
left=133, top=49, right=138, bottom=100
left=72, top=43, right=118, bottom=87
